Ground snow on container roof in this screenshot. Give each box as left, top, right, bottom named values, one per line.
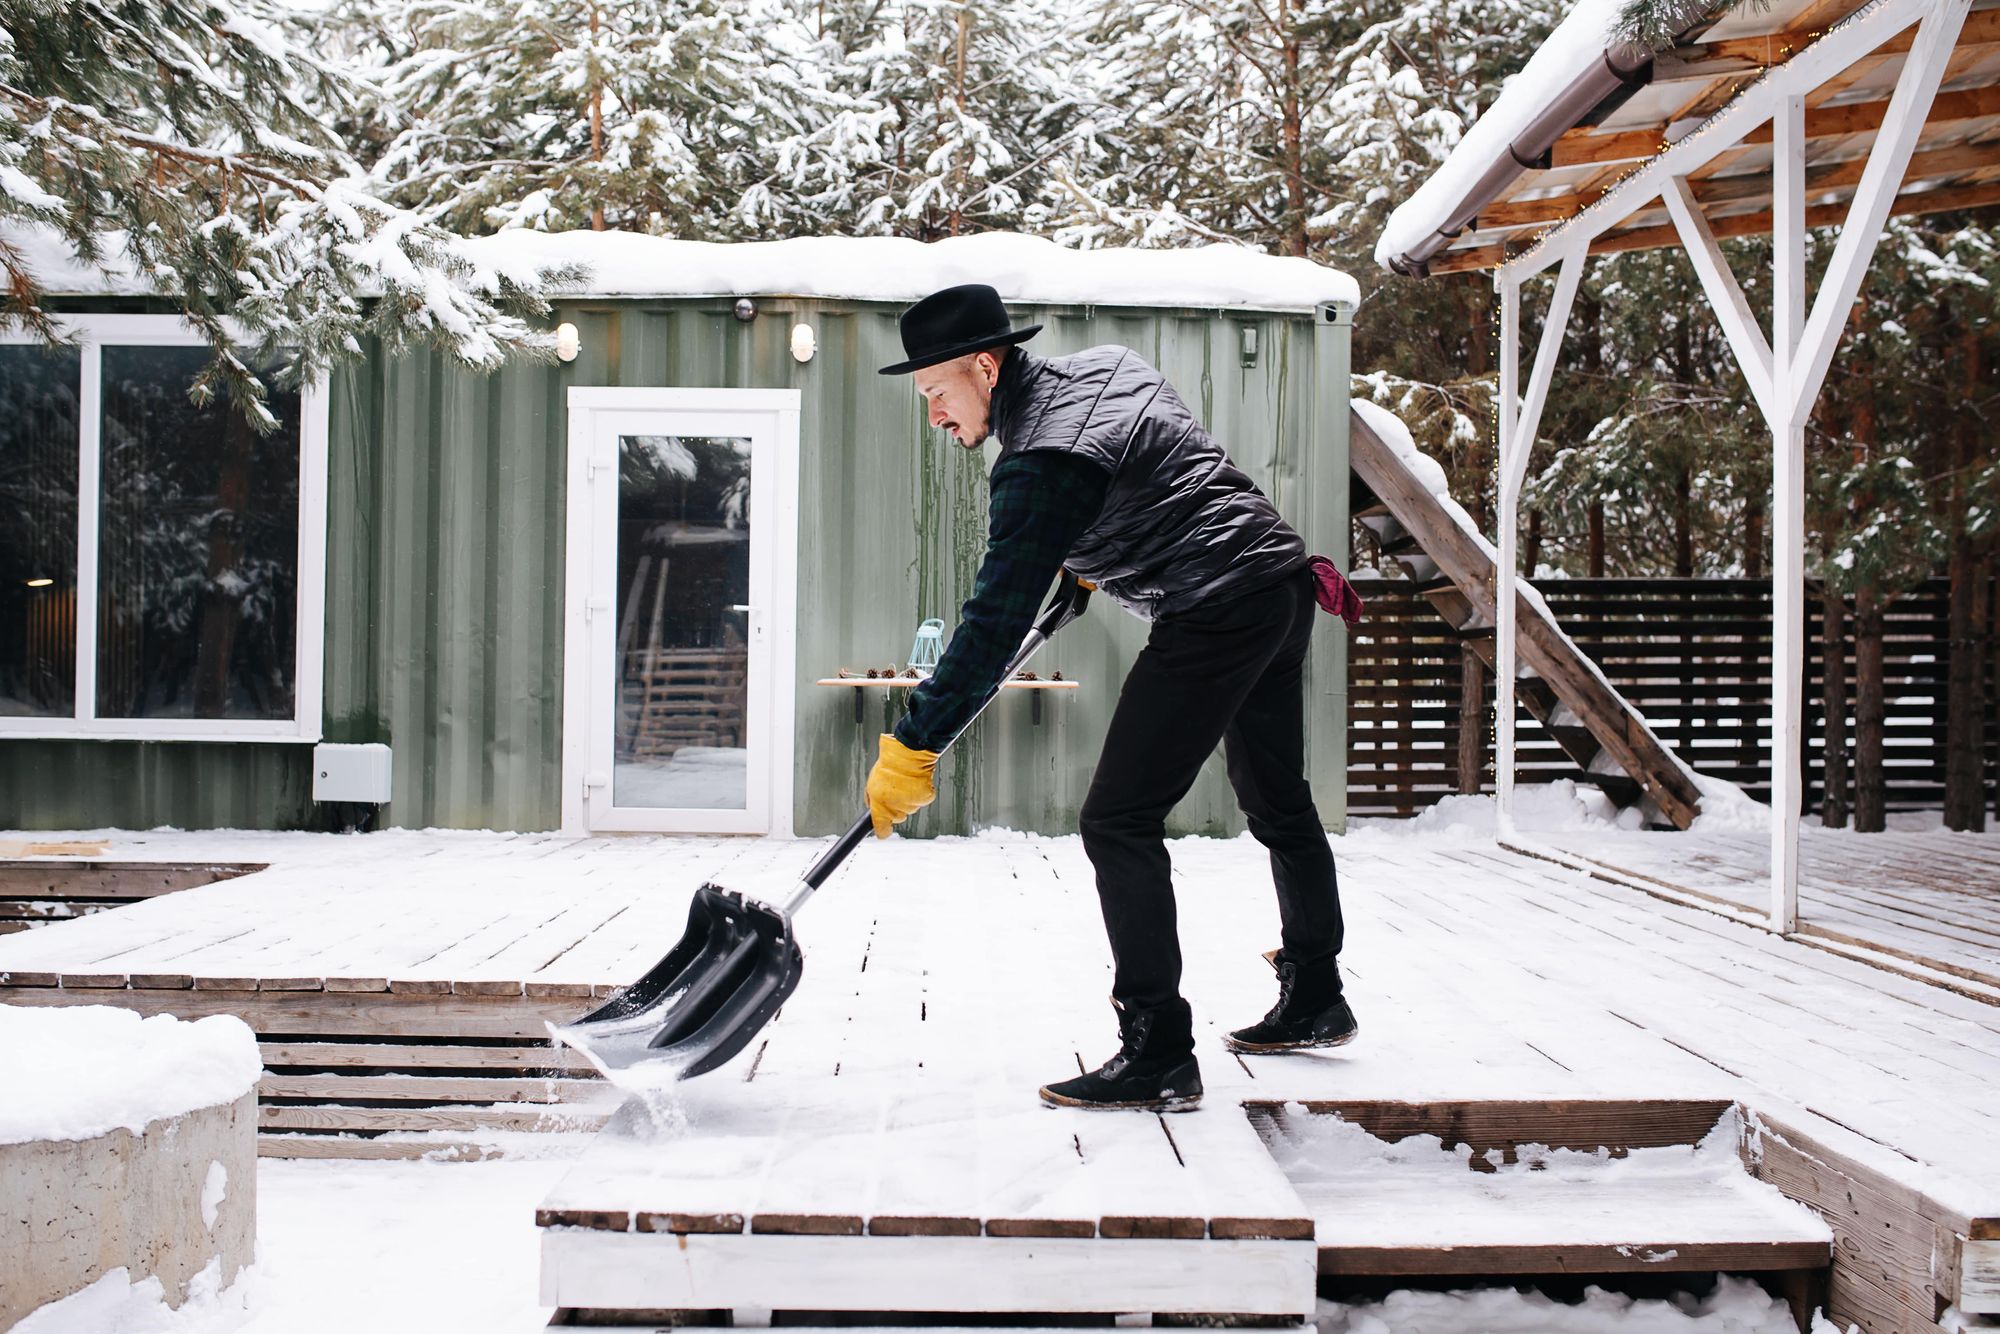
left=462, top=230, right=1360, bottom=313
left=14, top=225, right=1358, bottom=314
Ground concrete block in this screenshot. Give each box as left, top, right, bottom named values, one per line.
left=1, top=1091, right=256, bottom=1330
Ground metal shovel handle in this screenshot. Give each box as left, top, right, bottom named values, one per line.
left=778, top=572, right=1093, bottom=917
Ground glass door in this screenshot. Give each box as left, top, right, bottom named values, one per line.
left=570, top=397, right=791, bottom=834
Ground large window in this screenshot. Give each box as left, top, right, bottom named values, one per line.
left=0, top=317, right=327, bottom=741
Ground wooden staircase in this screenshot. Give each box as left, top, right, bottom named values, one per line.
left=1348, top=405, right=1703, bottom=829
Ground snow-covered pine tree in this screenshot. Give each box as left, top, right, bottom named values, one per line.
left=842, top=0, right=1095, bottom=240
left=0, top=0, right=567, bottom=423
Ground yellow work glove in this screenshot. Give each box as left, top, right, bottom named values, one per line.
left=866, top=733, right=939, bottom=838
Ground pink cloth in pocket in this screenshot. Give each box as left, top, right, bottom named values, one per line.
left=1306, top=555, right=1364, bottom=626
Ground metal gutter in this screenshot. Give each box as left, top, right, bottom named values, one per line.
left=1387, top=41, right=1656, bottom=276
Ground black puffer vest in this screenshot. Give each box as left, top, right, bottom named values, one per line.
left=990, top=346, right=1305, bottom=619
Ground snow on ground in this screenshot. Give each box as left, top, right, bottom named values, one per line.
left=614, top=746, right=748, bottom=809
left=0, top=1006, right=260, bottom=1144
left=12, top=1139, right=1836, bottom=1334
left=1318, top=1278, right=1844, bottom=1334
left=1345, top=779, right=1633, bottom=842
left=16, top=1151, right=584, bottom=1334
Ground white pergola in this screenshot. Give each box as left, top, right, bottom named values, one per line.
left=1407, top=0, right=1994, bottom=931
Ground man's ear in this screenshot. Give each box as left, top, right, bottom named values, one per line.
left=976, top=350, right=1004, bottom=388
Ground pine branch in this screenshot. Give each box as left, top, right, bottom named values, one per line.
left=1611, top=0, right=1772, bottom=51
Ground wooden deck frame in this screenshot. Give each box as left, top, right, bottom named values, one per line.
left=6, top=830, right=1997, bottom=1321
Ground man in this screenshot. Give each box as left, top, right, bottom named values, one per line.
left=867, top=283, right=1355, bottom=1113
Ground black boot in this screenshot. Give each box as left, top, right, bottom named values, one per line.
left=1225, top=951, right=1356, bottom=1053
left=1040, top=999, right=1202, bottom=1112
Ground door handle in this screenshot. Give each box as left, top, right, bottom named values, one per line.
left=727, top=604, right=755, bottom=613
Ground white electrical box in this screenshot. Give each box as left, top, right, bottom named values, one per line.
left=312, top=743, right=393, bottom=804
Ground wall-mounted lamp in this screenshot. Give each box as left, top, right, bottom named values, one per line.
left=555, top=322, right=581, bottom=363
left=790, top=323, right=816, bottom=364
left=1239, top=324, right=1259, bottom=368
left=24, top=577, right=53, bottom=588
left=734, top=298, right=757, bottom=322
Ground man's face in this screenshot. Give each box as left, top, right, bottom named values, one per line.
left=912, top=351, right=1003, bottom=449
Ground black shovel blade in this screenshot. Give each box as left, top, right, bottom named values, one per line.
left=551, top=884, right=803, bottom=1080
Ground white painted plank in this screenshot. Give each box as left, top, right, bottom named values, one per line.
left=538, top=1231, right=1317, bottom=1315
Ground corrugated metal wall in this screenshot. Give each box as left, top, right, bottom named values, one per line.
left=1, top=296, right=1350, bottom=836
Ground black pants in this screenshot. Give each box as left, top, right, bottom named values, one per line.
left=1077, top=569, right=1343, bottom=1011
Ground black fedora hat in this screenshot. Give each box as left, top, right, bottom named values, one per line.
left=879, top=283, right=1042, bottom=375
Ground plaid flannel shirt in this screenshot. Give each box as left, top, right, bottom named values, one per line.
left=893, top=451, right=1110, bottom=753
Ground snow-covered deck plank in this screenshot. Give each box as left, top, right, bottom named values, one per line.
left=3, top=824, right=1998, bottom=1227
left=1526, top=827, right=2000, bottom=990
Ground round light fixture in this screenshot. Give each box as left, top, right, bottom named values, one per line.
left=790, top=323, right=817, bottom=363
left=555, top=322, right=581, bottom=363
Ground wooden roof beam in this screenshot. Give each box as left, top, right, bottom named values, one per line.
left=1552, top=81, right=2000, bottom=166
left=1587, top=178, right=2000, bottom=256
left=1688, top=4, right=1999, bottom=67
left=1476, top=140, right=2000, bottom=231
left=1438, top=169, right=2000, bottom=273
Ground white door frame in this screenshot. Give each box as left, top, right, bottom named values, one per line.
left=561, top=387, right=800, bottom=837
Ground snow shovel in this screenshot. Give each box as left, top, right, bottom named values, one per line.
left=550, top=571, right=1094, bottom=1080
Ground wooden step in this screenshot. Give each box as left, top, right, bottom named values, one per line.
left=1249, top=1100, right=1831, bottom=1279
left=538, top=1099, right=1318, bottom=1320
left=1392, top=554, right=1442, bottom=585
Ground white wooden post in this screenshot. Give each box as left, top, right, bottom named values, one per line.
left=1495, top=276, right=1521, bottom=834
left=1787, top=0, right=1972, bottom=419
left=1661, top=178, right=1776, bottom=422
left=1770, top=91, right=1806, bottom=935
left=1495, top=253, right=1583, bottom=837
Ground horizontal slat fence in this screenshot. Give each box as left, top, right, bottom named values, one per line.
left=1346, top=576, right=1990, bottom=818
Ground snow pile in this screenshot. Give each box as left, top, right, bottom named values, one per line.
left=11, top=1257, right=251, bottom=1334
left=1318, top=1277, right=1845, bottom=1334
left=459, top=229, right=1360, bottom=313
left=0, top=1005, right=261, bottom=1145
left=1354, top=398, right=1451, bottom=497
left=1689, top=772, right=1774, bottom=834
left=1345, top=780, right=1635, bottom=843
left=1270, top=1100, right=1751, bottom=1192
left=1374, top=0, right=1626, bottom=269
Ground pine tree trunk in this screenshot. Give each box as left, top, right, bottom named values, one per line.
left=1587, top=503, right=1605, bottom=577
left=1820, top=587, right=1848, bottom=828
left=1990, top=559, right=1999, bottom=825
left=1744, top=498, right=1764, bottom=581
left=1946, top=540, right=1985, bottom=830
left=589, top=3, right=604, bottom=232
left=1459, top=643, right=1486, bottom=796
left=1854, top=584, right=1886, bottom=832
left=194, top=407, right=255, bottom=715
left=1525, top=509, right=1543, bottom=577
left=946, top=6, right=971, bottom=237
left=1278, top=0, right=1307, bottom=258
left=1944, top=328, right=1986, bottom=831
left=1674, top=465, right=1693, bottom=577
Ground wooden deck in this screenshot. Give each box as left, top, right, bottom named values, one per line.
left=1518, top=825, right=2000, bottom=998
left=1, top=826, right=1997, bottom=1328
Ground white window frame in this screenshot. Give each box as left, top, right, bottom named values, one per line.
left=0, top=314, right=328, bottom=743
